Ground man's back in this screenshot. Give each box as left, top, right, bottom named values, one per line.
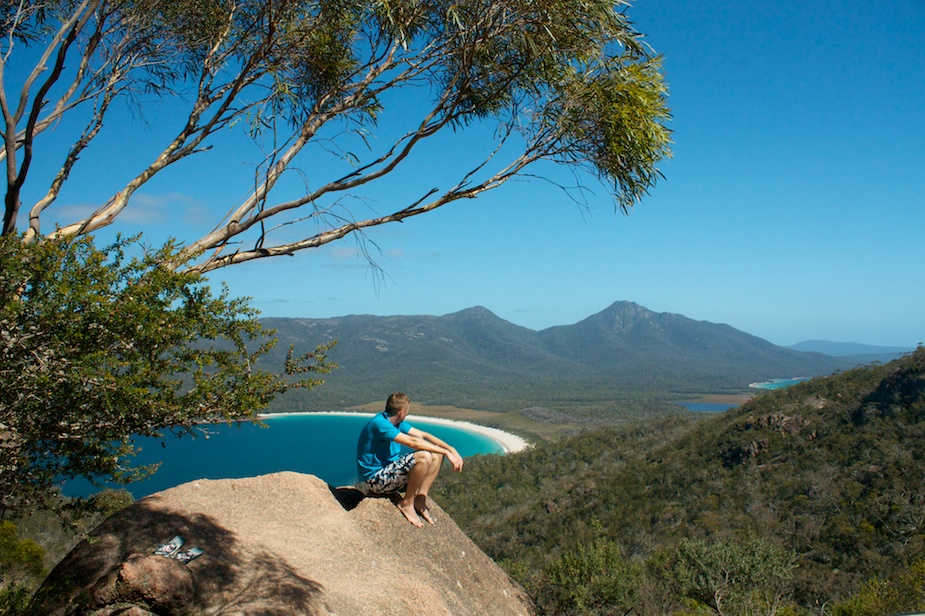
left=356, top=411, right=410, bottom=480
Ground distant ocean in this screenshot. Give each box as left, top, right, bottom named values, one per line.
left=676, top=377, right=812, bottom=413
left=749, top=377, right=811, bottom=390
left=62, top=414, right=503, bottom=499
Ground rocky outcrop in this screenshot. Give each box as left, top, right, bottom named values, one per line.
left=32, top=472, right=533, bottom=615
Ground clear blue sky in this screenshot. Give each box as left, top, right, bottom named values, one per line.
left=15, top=0, right=925, bottom=347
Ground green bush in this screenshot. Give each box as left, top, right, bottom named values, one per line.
left=535, top=536, right=640, bottom=615
left=831, top=560, right=925, bottom=616
left=0, top=521, right=44, bottom=615
left=0, top=585, right=31, bottom=616
left=663, top=538, right=796, bottom=616
left=0, top=522, right=44, bottom=580
left=0, top=233, right=334, bottom=517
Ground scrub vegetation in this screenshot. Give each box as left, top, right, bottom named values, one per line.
left=435, top=347, right=925, bottom=614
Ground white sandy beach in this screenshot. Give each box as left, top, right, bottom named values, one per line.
left=258, top=411, right=531, bottom=454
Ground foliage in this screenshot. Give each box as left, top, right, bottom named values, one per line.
left=0, top=585, right=30, bottom=616
left=80, top=489, right=134, bottom=520
left=535, top=534, right=641, bottom=615
left=829, top=559, right=925, bottom=616
left=0, top=520, right=43, bottom=616
left=0, top=521, right=44, bottom=581
left=0, top=490, right=134, bottom=616
left=1, top=0, right=669, bottom=272
left=0, top=234, right=334, bottom=517
left=658, top=538, right=795, bottom=616
left=435, top=347, right=925, bottom=613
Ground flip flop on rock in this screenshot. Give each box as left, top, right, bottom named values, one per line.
left=154, top=536, right=184, bottom=557
left=171, top=547, right=204, bottom=564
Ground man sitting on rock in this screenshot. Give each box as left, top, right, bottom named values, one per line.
left=356, top=392, right=464, bottom=527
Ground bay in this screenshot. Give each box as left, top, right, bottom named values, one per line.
left=62, top=414, right=503, bottom=499
left=675, top=402, right=738, bottom=412
left=749, top=377, right=811, bottom=390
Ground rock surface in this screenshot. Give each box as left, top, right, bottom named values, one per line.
left=33, top=472, right=533, bottom=615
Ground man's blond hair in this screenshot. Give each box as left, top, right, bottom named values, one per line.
left=385, top=392, right=410, bottom=416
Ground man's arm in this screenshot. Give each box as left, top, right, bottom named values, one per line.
left=394, top=429, right=464, bottom=471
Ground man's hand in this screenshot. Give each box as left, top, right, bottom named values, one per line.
left=447, top=448, right=464, bottom=472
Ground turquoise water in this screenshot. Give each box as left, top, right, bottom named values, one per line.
left=62, top=414, right=503, bottom=499
left=675, top=402, right=738, bottom=412
left=749, top=377, right=811, bottom=390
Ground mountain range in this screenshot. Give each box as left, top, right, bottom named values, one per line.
left=260, top=301, right=892, bottom=414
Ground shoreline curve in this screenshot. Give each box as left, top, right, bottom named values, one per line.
left=258, top=411, right=531, bottom=454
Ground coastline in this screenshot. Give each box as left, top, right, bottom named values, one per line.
left=258, top=411, right=531, bottom=454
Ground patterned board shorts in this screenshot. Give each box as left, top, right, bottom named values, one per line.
left=365, top=452, right=417, bottom=495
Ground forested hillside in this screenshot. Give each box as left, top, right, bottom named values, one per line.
left=434, top=347, right=925, bottom=615
left=261, top=301, right=853, bottom=414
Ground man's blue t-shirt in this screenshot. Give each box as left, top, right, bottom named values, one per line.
left=356, top=411, right=412, bottom=480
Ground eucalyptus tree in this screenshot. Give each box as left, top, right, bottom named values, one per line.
left=0, top=0, right=670, bottom=512
left=1, top=0, right=670, bottom=269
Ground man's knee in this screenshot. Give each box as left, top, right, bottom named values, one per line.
left=414, top=450, right=443, bottom=467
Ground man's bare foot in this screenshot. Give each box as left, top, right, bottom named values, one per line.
left=397, top=502, right=424, bottom=528
left=414, top=495, right=435, bottom=525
